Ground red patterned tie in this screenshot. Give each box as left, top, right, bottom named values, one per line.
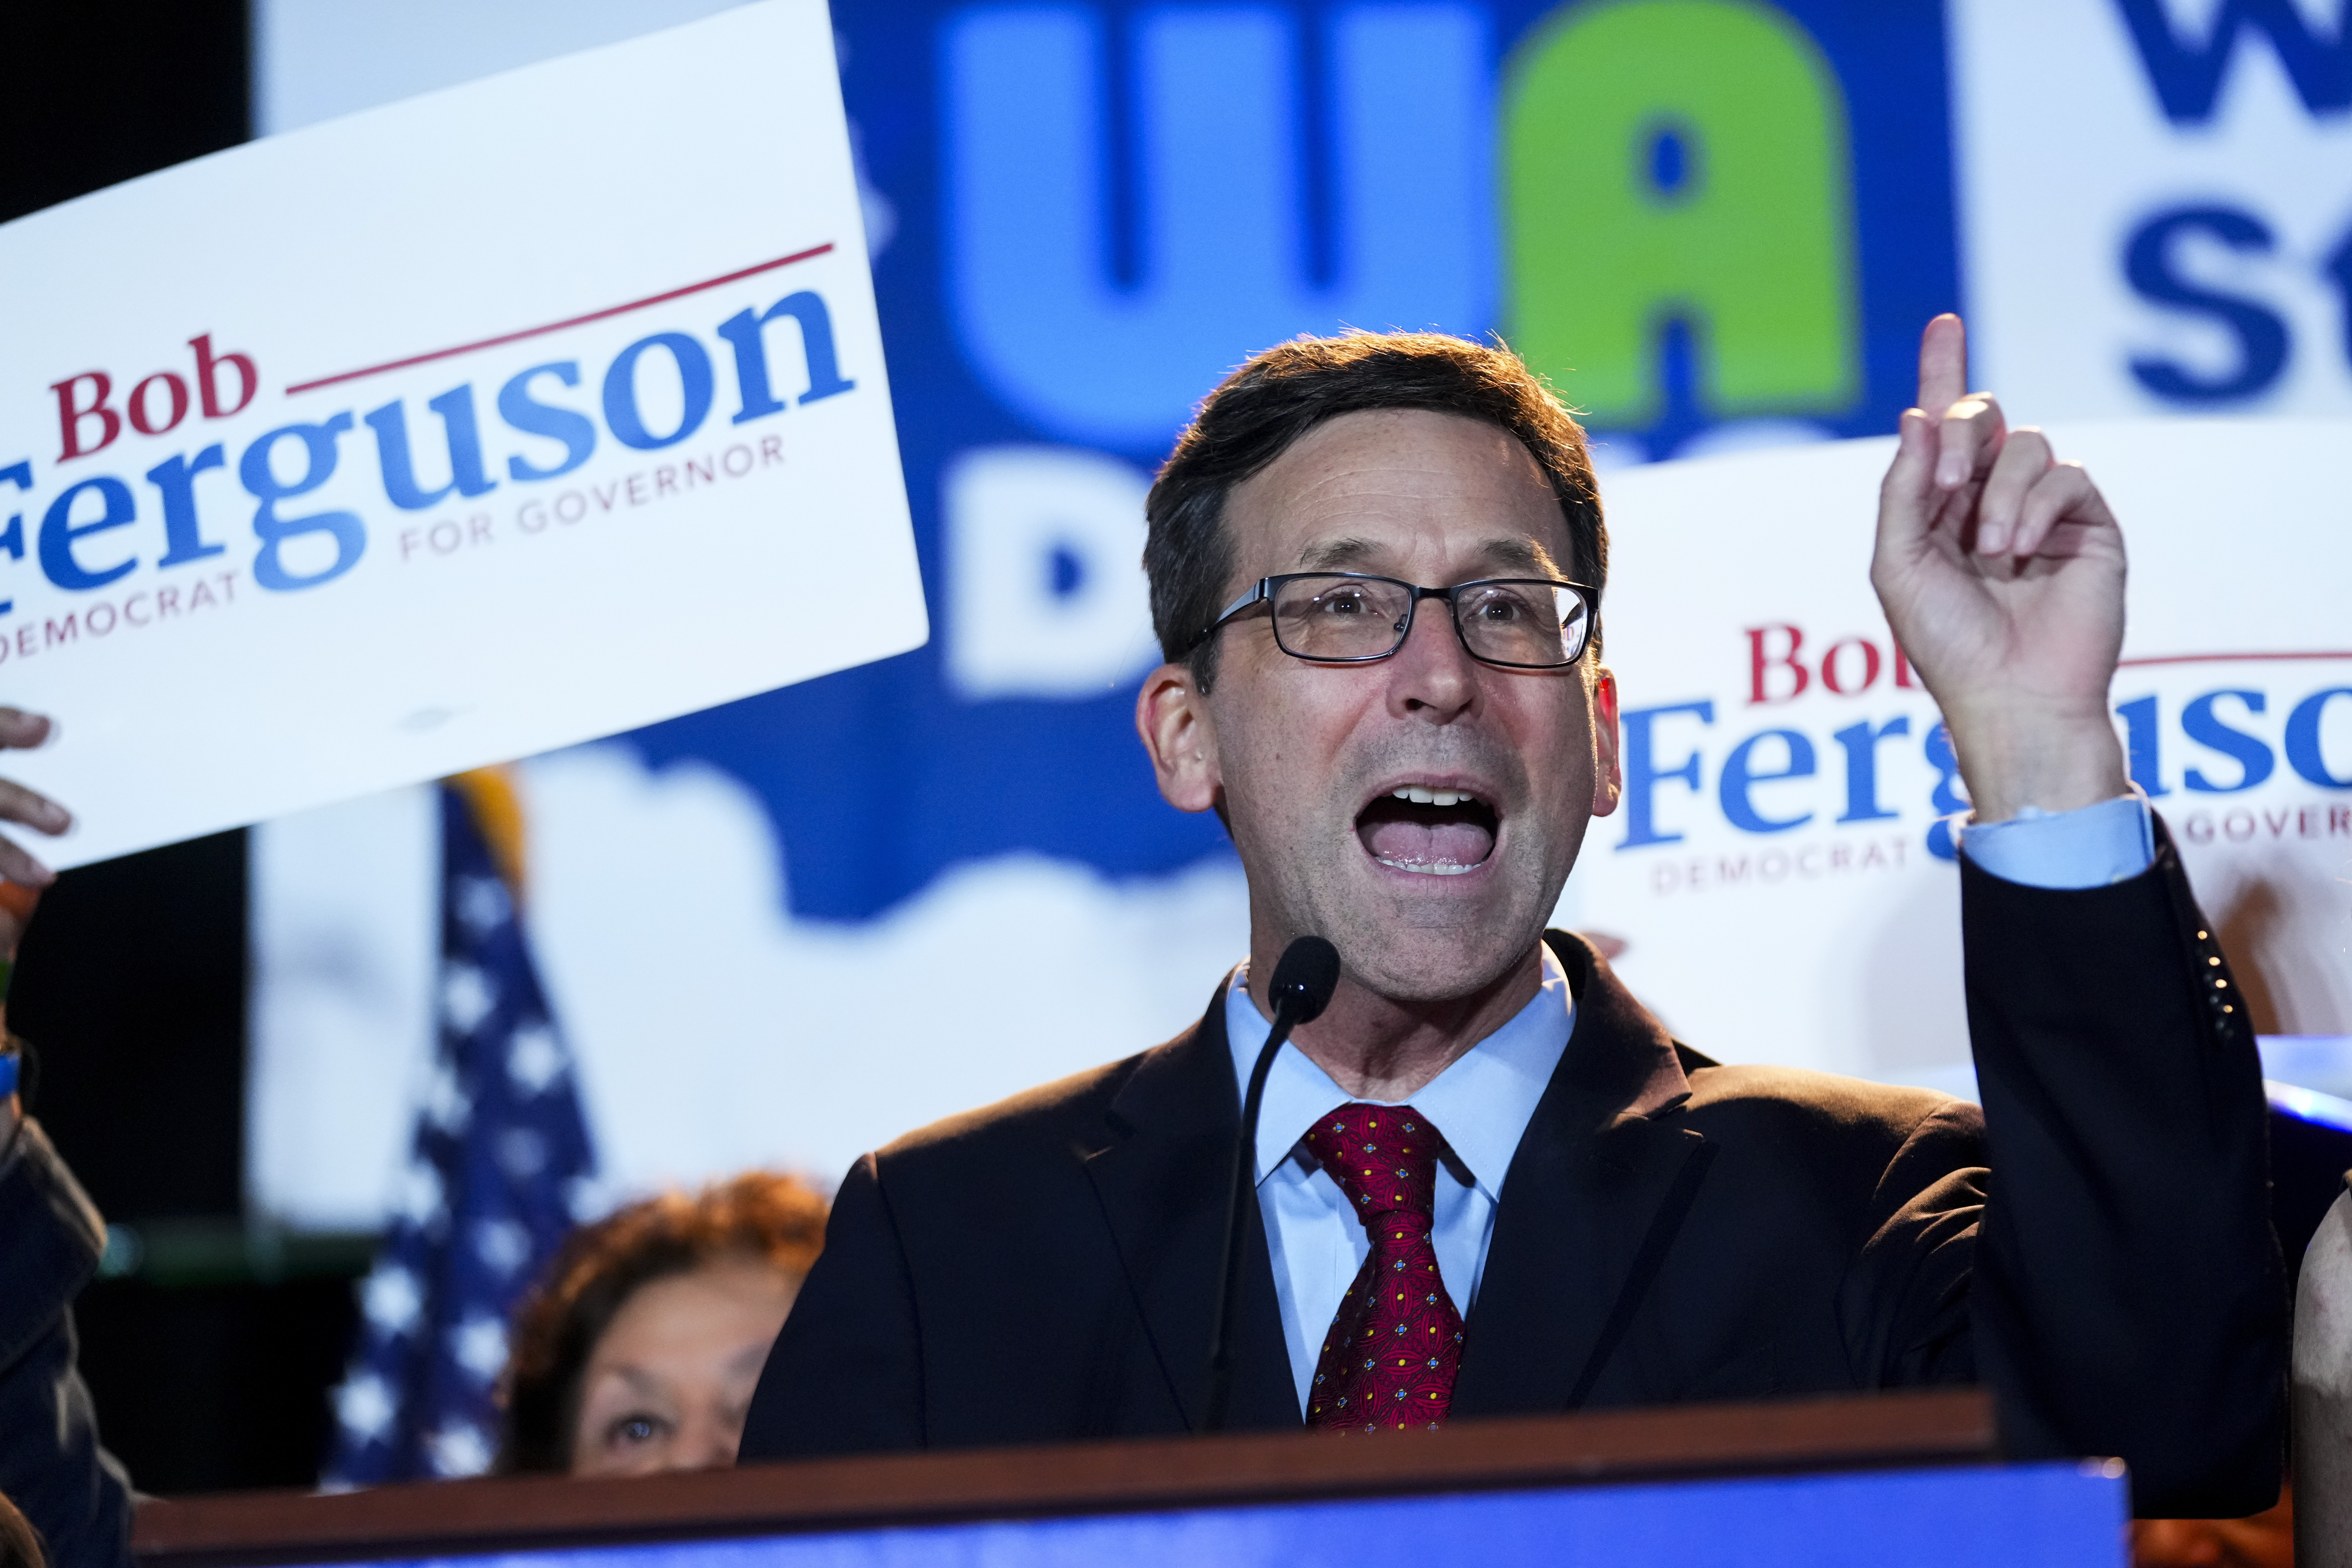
left=1302, top=1103, right=1464, bottom=1432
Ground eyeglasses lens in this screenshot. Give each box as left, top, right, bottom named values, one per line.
left=1270, top=576, right=1586, bottom=666
left=1272, top=576, right=1412, bottom=659
left=1456, top=581, right=1589, bottom=666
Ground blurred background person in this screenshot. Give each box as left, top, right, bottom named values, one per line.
left=1, top=1069, right=131, bottom=1568
left=0, top=708, right=129, bottom=1568
left=2132, top=1498, right=2295, bottom=1568
left=2297, top=1179, right=2352, bottom=1568
left=498, top=1173, right=826, bottom=1476
left=3, top=1490, right=53, bottom=1568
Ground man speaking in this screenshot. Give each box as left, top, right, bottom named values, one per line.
left=740, top=317, right=2282, bottom=1517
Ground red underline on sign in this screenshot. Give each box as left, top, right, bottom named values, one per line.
left=2117, top=651, right=2352, bottom=668
left=283, top=243, right=838, bottom=396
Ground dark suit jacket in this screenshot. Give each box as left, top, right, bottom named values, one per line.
left=743, top=829, right=2285, bottom=1517
left=0, top=1118, right=132, bottom=1568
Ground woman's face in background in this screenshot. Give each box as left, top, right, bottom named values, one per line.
left=567, top=1256, right=797, bottom=1477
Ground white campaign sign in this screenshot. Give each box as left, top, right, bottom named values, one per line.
left=0, top=0, right=922, bottom=869
left=1952, top=0, right=2352, bottom=419
left=1562, top=419, right=2352, bottom=1084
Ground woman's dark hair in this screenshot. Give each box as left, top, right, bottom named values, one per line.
left=496, top=1171, right=828, bottom=1473
left=1145, top=330, right=1606, bottom=691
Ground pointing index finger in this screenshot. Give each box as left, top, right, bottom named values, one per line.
left=1916, top=313, right=1967, bottom=417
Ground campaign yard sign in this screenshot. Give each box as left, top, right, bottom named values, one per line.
left=0, top=0, right=922, bottom=868
left=1571, top=420, right=2352, bottom=1082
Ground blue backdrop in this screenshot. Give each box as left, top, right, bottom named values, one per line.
left=621, top=0, right=1965, bottom=923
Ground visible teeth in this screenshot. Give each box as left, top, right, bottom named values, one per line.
left=1390, top=786, right=1474, bottom=808
left=1383, top=785, right=1477, bottom=808
left=1374, top=855, right=1477, bottom=876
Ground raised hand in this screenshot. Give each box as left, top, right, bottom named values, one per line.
left=0, top=707, right=64, bottom=1138
left=0, top=708, right=70, bottom=961
left=1871, top=314, right=2131, bottom=823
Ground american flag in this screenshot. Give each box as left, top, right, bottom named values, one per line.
left=324, top=775, right=599, bottom=1485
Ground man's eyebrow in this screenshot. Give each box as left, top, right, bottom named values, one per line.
left=1295, top=536, right=1381, bottom=571
left=1480, top=537, right=1563, bottom=576
left=1293, top=536, right=1565, bottom=576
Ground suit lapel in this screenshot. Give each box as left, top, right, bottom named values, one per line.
left=1080, top=982, right=1299, bottom=1432
left=1450, top=931, right=1711, bottom=1417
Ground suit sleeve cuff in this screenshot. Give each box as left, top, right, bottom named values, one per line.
left=1957, top=794, right=2156, bottom=890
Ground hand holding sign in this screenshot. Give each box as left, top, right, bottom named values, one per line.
left=1871, top=313, right=2132, bottom=824
left=0, top=738, right=41, bottom=1155
left=0, top=704, right=63, bottom=1147
left=0, top=710, right=66, bottom=900
left=0, top=0, right=921, bottom=869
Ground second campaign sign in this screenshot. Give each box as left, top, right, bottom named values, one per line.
left=0, top=0, right=924, bottom=868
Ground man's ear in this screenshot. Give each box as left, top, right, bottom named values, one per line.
left=1588, top=664, right=1623, bottom=818
left=1133, top=663, right=1223, bottom=818
left=1136, top=662, right=1221, bottom=813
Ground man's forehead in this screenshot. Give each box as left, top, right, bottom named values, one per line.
left=1248, top=408, right=1551, bottom=499
left=1223, top=407, right=1575, bottom=575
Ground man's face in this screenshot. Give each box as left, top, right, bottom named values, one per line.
left=1144, top=408, right=1622, bottom=1003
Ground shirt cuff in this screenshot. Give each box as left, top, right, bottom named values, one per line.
left=1957, top=795, right=2155, bottom=889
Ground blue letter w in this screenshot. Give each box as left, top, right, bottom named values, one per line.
left=2114, top=0, right=2352, bottom=122
left=943, top=3, right=1491, bottom=450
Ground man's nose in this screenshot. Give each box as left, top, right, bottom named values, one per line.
left=1387, top=594, right=1478, bottom=720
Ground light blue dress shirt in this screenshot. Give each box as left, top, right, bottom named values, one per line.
left=1955, top=794, right=2154, bottom=888
left=1227, top=796, right=2155, bottom=1416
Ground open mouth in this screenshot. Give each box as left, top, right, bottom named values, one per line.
left=1355, top=786, right=1499, bottom=876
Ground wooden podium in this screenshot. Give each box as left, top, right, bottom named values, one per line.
left=133, top=1390, right=2127, bottom=1568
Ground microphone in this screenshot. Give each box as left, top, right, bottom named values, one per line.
left=1202, top=934, right=1341, bottom=1434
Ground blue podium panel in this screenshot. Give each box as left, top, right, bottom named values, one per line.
left=353, top=1465, right=2122, bottom=1568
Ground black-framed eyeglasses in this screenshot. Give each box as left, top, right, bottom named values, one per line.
left=1189, top=573, right=1597, bottom=669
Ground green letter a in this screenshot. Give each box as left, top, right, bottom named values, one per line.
left=1504, top=0, right=1859, bottom=427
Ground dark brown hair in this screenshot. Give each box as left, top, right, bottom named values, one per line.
left=0, top=1491, right=43, bottom=1568
left=1144, top=330, right=1607, bottom=691
left=496, top=1171, right=828, bottom=1473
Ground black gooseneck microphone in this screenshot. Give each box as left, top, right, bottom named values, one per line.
left=1202, top=933, right=1342, bottom=1434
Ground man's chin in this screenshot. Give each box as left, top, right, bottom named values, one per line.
left=1326, top=901, right=1549, bottom=1007
left=1265, top=838, right=1564, bottom=1004
left=1347, top=943, right=1542, bottom=1007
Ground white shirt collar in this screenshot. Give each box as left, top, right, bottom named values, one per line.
left=1224, top=945, right=1576, bottom=1200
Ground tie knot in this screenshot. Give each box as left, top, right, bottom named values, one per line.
left=1303, top=1103, right=1441, bottom=1226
